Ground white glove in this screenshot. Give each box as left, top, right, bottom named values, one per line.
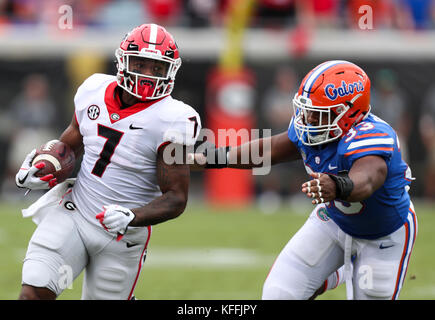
left=15, top=149, right=57, bottom=190
left=96, top=204, right=135, bottom=237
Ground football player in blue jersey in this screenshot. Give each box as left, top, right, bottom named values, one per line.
left=191, top=60, right=417, bottom=300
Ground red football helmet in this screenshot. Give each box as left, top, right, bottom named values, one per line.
left=292, top=60, right=371, bottom=146
left=115, top=23, right=181, bottom=100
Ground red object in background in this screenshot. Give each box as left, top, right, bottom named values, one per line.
left=144, top=0, right=181, bottom=20
left=259, top=0, right=295, bottom=10
left=204, top=68, right=256, bottom=207
left=288, top=25, right=311, bottom=57
left=347, top=0, right=394, bottom=29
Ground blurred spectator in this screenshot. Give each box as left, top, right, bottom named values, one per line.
left=37, top=0, right=108, bottom=28
left=184, top=0, right=220, bottom=27
left=8, top=0, right=39, bottom=25
left=254, top=0, right=297, bottom=28
left=370, top=68, right=411, bottom=161
left=144, top=0, right=182, bottom=26
left=261, top=66, right=296, bottom=134
left=346, top=0, right=395, bottom=30
left=95, top=0, right=147, bottom=29
left=395, top=0, right=435, bottom=30
left=255, top=67, right=305, bottom=210
left=419, top=83, right=435, bottom=200
left=296, top=0, right=341, bottom=29
left=6, top=74, right=58, bottom=187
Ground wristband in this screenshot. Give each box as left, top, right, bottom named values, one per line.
left=327, top=171, right=354, bottom=200
left=204, top=146, right=231, bottom=169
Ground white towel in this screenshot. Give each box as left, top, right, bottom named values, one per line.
left=22, top=178, right=76, bottom=225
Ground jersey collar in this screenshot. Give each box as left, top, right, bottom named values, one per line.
left=104, top=81, right=164, bottom=124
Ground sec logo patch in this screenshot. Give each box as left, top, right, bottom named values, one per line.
left=87, top=105, right=100, bottom=120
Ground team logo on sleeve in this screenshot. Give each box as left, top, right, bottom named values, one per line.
left=87, top=105, right=100, bottom=120
left=324, top=80, right=364, bottom=100
left=316, top=207, right=330, bottom=221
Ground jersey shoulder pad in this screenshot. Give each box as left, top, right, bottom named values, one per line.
left=338, top=114, right=396, bottom=160
left=74, top=73, right=116, bottom=109
left=157, top=97, right=202, bottom=148
left=156, top=96, right=199, bottom=120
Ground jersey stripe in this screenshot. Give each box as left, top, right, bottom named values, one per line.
left=392, top=208, right=417, bottom=299
left=354, top=133, right=389, bottom=139
left=348, top=138, right=395, bottom=150
left=344, top=147, right=394, bottom=157
left=127, top=225, right=152, bottom=300
left=303, top=60, right=349, bottom=98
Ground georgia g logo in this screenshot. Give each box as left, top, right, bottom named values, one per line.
left=324, top=80, right=364, bottom=100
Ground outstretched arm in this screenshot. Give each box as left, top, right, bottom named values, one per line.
left=190, top=131, right=301, bottom=170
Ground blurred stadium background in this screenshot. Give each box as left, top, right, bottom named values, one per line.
left=0, top=0, right=434, bottom=300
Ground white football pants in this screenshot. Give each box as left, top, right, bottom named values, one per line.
left=22, top=193, right=151, bottom=299
left=262, top=203, right=417, bottom=300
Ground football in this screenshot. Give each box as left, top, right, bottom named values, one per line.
left=32, top=140, right=76, bottom=183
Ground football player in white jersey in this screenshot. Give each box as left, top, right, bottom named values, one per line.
left=15, top=23, right=201, bottom=300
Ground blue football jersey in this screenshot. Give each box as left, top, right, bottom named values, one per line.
left=288, top=113, right=413, bottom=239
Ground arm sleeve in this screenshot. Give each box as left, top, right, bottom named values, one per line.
left=339, top=123, right=396, bottom=168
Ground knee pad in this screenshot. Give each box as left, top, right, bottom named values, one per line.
left=262, top=284, right=299, bottom=300
left=22, top=259, right=59, bottom=296
left=83, top=267, right=129, bottom=300
left=356, top=262, right=397, bottom=299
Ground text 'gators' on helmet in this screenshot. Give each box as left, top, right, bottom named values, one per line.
left=293, top=60, right=371, bottom=146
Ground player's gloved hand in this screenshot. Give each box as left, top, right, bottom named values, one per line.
left=96, top=204, right=135, bottom=238
left=15, top=149, right=57, bottom=190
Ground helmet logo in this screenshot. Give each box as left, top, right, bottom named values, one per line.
left=325, top=80, right=364, bottom=101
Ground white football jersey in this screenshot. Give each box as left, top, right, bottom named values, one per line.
left=71, top=73, right=201, bottom=231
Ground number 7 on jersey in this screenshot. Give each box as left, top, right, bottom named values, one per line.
left=91, top=124, right=124, bottom=177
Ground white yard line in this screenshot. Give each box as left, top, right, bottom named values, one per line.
left=143, top=247, right=274, bottom=269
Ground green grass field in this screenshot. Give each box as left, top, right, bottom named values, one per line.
left=0, top=200, right=433, bottom=300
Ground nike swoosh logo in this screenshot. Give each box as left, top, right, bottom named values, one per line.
left=129, top=124, right=143, bottom=130
left=379, top=243, right=394, bottom=249
left=328, top=164, right=338, bottom=170
left=18, top=172, right=29, bottom=185
left=126, top=242, right=139, bottom=248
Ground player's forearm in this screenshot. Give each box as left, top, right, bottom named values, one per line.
left=346, top=158, right=387, bottom=202
left=345, top=172, right=377, bottom=202
left=59, top=119, right=84, bottom=158
left=129, top=191, right=187, bottom=227
left=226, top=138, right=269, bottom=169
left=225, top=132, right=299, bottom=168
